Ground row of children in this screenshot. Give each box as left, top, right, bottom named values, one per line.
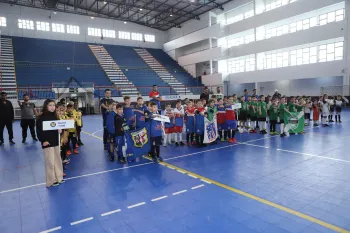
left=56, top=100, right=84, bottom=175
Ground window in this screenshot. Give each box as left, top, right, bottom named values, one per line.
left=67, top=25, right=80, bottom=34
left=0, top=17, right=6, bottom=27
left=310, top=46, right=317, bottom=63
left=36, top=21, right=50, bottom=31
left=302, top=19, right=310, bottom=30
left=102, top=29, right=116, bottom=38
left=131, top=33, right=142, bottom=41
left=290, top=22, right=297, bottom=33
left=18, top=19, right=34, bottom=30
left=52, top=23, right=65, bottom=33
left=265, top=0, right=297, bottom=12
left=244, top=10, right=254, bottom=19
left=319, top=41, right=343, bottom=62
left=336, top=9, right=344, bottom=21
left=227, top=55, right=255, bottom=73
left=335, top=42, right=343, bottom=60
left=145, top=34, right=155, bottom=42
left=88, top=27, right=101, bottom=37
left=119, top=31, right=130, bottom=40
left=310, top=17, right=317, bottom=27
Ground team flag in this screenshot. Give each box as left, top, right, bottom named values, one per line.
left=125, top=123, right=151, bottom=160
left=203, top=117, right=218, bottom=144
left=284, top=111, right=305, bottom=134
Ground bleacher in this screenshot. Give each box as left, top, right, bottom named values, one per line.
left=147, top=48, right=203, bottom=94
left=11, top=36, right=112, bottom=87
left=104, top=45, right=175, bottom=95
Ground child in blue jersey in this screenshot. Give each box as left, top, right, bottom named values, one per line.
left=185, top=101, right=196, bottom=146
left=105, top=102, right=117, bottom=161
left=149, top=102, right=163, bottom=162
left=195, top=101, right=206, bottom=147
left=173, top=100, right=185, bottom=146
left=123, top=96, right=135, bottom=130
left=134, top=97, right=147, bottom=130
left=114, top=104, right=128, bottom=164
left=163, top=103, right=174, bottom=147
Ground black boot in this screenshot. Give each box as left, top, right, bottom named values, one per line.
left=335, top=115, right=338, bottom=122
left=22, top=138, right=26, bottom=143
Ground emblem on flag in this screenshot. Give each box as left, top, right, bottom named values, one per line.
left=131, top=128, right=148, bottom=148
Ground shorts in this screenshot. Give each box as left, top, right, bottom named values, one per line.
left=165, top=127, right=174, bottom=134
left=218, top=123, right=226, bottom=131
left=330, top=106, right=335, bottom=112
left=279, top=119, right=284, bottom=124
left=226, top=120, right=237, bottom=130
left=174, top=126, right=183, bottom=133
left=250, top=116, right=257, bottom=121
left=335, top=106, right=342, bottom=112
left=258, top=117, right=266, bottom=122
left=151, top=136, right=162, bottom=146
left=239, top=111, right=248, bottom=121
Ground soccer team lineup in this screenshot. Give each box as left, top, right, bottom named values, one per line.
left=57, top=86, right=348, bottom=169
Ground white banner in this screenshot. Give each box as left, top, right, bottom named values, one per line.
left=232, top=103, right=241, bottom=110
left=203, top=117, right=218, bottom=144
left=43, top=120, right=74, bottom=131
left=152, top=114, right=170, bottom=123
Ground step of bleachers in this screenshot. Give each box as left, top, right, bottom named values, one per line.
left=1, top=38, right=17, bottom=98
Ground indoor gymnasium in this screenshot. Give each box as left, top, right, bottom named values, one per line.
left=0, top=0, right=350, bottom=233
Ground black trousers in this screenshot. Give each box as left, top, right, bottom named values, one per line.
left=103, top=116, right=108, bottom=145
left=0, top=121, right=13, bottom=141
left=21, top=119, right=36, bottom=139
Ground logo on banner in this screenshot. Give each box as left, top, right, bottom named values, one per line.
left=206, top=122, right=217, bottom=141
left=50, top=122, right=56, bottom=127
left=131, top=128, right=148, bottom=148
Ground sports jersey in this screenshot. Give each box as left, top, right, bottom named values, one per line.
left=105, top=111, right=116, bottom=135
left=114, top=113, right=127, bottom=136
left=164, top=109, right=174, bottom=129
left=288, top=102, right=297, bottom=112
left=296, top=105, right=303, bottom=112
left=185, top=107, right=196, bottom=133
left=217, top=105, right=226, bottom=125
left=173, top=107, right=184, bottom=127
left=206, top=106, right=217, bottom=121
left=335, top=100, right=343, bottom=107
left=240, top=102, right=248, bottom=112
left=249, top=102, right=258, bottom=116
left=269, top=105, right=278, bottom=121
left=75, top=110, right=82, bottom=127
left=258, top=102, right=267, bottom=117
left=195, top=108, right=205, bottom=135
left=279, top=103, right=287, bottom=119
left=150, top=112, right=163, bottom=137
left=123, top=105, right=135, bottom=127
left=135, top=105, right=147, bottom=129
left=225, top=105, right=237, bottom=130
left=65, top=112, right=77, bottom=133
left=149, top=91, right=161, bottom=108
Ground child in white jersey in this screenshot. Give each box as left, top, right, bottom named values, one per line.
left=173, top=100, right=185, bottom=146
left=321, top=94, right=330, bottom=127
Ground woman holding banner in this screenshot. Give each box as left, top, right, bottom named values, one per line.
left=36, top=99, right=64, bottom=187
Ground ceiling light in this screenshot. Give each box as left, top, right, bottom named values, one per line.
left=140, top=8, right=142, bottom=11
left=124, top=21, right=127, bottom=24
left=91, top=17, right=94, bottom=19
left=103, top=1, right=107, bottom=4
left=170, top=14, right=173, bottom=17
left=53, top=11, right=57, bottom=14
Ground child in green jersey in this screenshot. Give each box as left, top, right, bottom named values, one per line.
left=279, top=97, right=289, bottom=137
left=258, top=95, right=267, bottom=134
left=239, top=96, right=248, bottom=132
left=269, top=99, right=279, bottom=135
left=249, top=96, right=258, bottom=133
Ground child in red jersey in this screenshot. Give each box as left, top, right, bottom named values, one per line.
left=185, top=101, right=196, bottom=146
left=163, top=103, right=174, bottom=147
left=225, top=96, right=237, bottom=143
left=195, top=101, right=206, bottom=147
left=217, top=98, right=227, bottom=141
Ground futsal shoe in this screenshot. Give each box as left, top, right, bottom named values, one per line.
left=63, top=173, right=66, bottom=177
left=22, top=138, right=26, bottom=143
left=78, top=141, right=84, bottom=146
left=110, top=155, right=115, bottom=162
left=76, top=144, right=79, bottom=148
left=73, top=149, right=79, bottom=154
left=274, top=131, right=279, bottom=135
left=119, top=157, right=126, bottom=164
left=220, top=138, right=225, bottom=142
left=180, top=141, right=185, bottom=146
left=232, top=138, right=237, bottom=143
left=157, top=156, right=164, bottom=162
left=66, top=150, right=72, bottom=156
left=175, top=142, right=179, bottom=146
left=9, top=140, right=15, bottom=145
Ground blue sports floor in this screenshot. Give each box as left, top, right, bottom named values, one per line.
left=1, top=112, right=350, bottom=233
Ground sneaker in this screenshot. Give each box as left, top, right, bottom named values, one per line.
left=22, top=138, right=26, bottom=143
left=0, top=141, right=3, bottom=146
left=232, top=138, right=237, bottom=143
left=191, top=141, right=196, bottom=145
left=186, top=142, right=190, bottom=146
left=33, top=138, right=38, bottom=142
left=152, top=156, right=158, bottom=163
left=9, top=140, right=15, bottom=145
left=51, top=182, right=59, bottom=187
left=66, top=150, right=72, bottom=156
left=119, top=158, right=127, bottom=164
left=339, top=121, right=342, bottom=123
left=110, top=155, right=115, bottom=161
left=157, top=156, right=164, bottom=162
left=180, top=141, right=185, bottom=146
left=76, top=144, right=79, bottom=148
left=78, top=141, right=84, bottom=146
left=175, top=142, right=179, bottom=146
left=73, top=149, right=79, bottom=154
left=163, top=144, right=167, bottom=147
left=63, top=173, right=66, bottom=177
left=280, top=133, right=285, bottom=137
left=274, top=131, right=279, bottom=135
left=249, top=129, right=255, bottom=133
left=59, top=179, right=65, bottom=184
left=220, top=138, right=225, bottom=142
left=270, top=132, right=274, bottom=135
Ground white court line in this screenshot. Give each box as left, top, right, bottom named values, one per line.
left=70, top=217, right=94, bottom=225
left=101, top=209, right=121, bottom=216
left=39, top=226, right=62, bottom=233
left=151, top=196, right=168, bottom=202
left=187, top=174, right=198, bottom=179
left=277, top=149, right=350, bottom=163
left=191, top=184, right=205, bottom=190
left=127, top=202, right=146, bottom=209
left=172, top=190, right=187, bottom=195
left=201, top=179, right=212, bottom=184
left=92, top=129, right=103, bottom=136
left=238, top=142, right=269, bottom=149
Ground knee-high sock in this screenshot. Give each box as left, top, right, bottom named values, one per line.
left=280, top=123, right=284, bottom=134
left=262, top=121, right=266, bottom=130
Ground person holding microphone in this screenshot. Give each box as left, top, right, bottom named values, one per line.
left=36, top=99, right=64, bottom=187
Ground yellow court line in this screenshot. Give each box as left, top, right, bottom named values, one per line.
left=82, top=130, right=104, bottom=140
left=160, top=161, right=350, bottom=233
left=82, top=130, right=350, bottom=233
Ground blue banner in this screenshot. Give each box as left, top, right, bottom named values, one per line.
left=125, top=123, right=151, bottom=161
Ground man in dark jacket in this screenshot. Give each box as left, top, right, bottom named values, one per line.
left=0, top=92, right=15, bottom=146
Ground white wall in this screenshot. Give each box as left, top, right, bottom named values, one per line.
left=0, top=3, right=167, bottom=48
left=202, top=73, right=223, bottom=86
left=183, top=64, right=196, bottom=77
left=176, top=39, right=210, bottom=57
left=178, top=47, right=222, bottom=66
left=256, top=76, right=343, bottom=96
